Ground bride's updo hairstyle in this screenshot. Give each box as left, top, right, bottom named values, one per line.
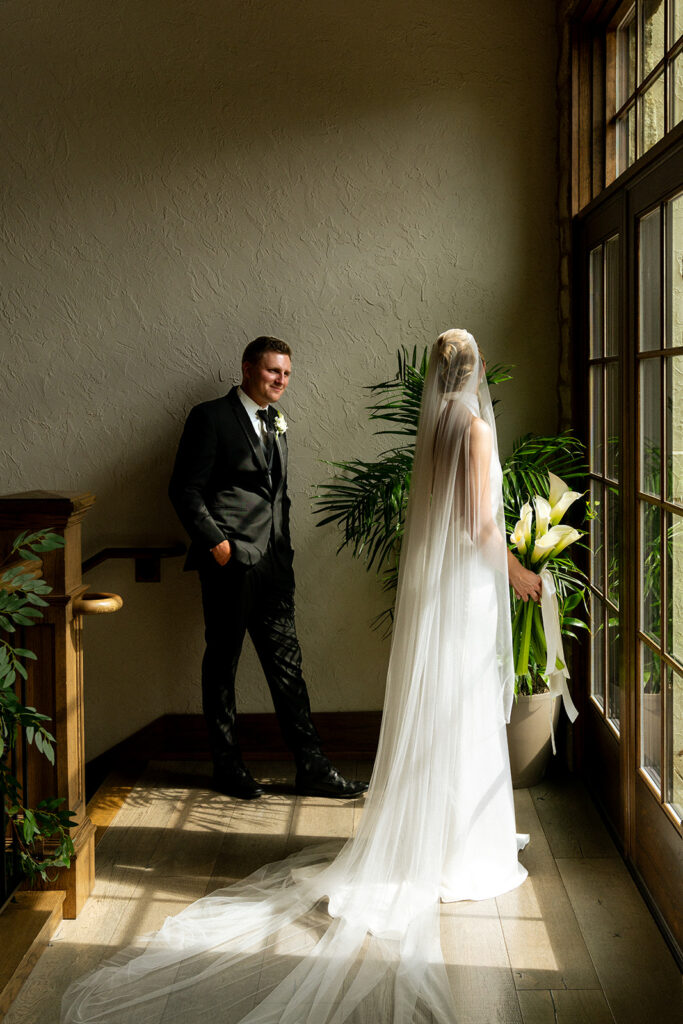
left=436, top=329, right=478, bottom=392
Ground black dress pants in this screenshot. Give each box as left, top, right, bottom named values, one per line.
left=198, top=543, right=323, bottom=771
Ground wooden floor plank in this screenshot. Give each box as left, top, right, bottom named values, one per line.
left=86, top=768, right=142, bottom=847
left=518, top=988, right=616, bottom=1024
left=209, top=781, right=295, bottom=889
left=497, top=790, right=601, bottom=991
left=530, top=778, right=615, bottom=860
left=441, top=897, right=522, bottom=1023
left=556, top=856, right=682, bottom=1024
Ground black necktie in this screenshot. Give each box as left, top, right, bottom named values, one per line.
left=257, top=408, right=275, bottom=467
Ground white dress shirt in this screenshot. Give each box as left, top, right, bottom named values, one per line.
left=237, top=386, right=269, bottom=444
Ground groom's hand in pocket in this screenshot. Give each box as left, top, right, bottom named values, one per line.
left=211, top=539, right=232, bottom=566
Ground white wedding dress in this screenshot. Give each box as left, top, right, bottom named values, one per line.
left=62, top=334, right=528, bottom=1024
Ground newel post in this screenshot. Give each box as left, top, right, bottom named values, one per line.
left=0, top=490, right=99, bottom=918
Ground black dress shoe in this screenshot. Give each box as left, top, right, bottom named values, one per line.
left=295, top=764, right=368, bottom=799
left=212, top=766, right=264, bottom=800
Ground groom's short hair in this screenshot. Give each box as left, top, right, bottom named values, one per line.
left=242, top=336, right=292, bottom=365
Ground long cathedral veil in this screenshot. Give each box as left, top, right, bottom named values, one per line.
left=62, top=332, right=526, bottom=1024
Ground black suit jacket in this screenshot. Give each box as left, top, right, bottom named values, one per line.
left=169, top=387, right=292, bottom=571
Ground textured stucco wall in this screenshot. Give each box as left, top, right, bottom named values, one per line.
left=1, top=0, right=560, bottom=759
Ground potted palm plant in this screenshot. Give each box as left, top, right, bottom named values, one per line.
left=314, top=348, right=588, bottom=785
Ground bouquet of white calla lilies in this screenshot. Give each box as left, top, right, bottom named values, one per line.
left=509, top=472, right=587, bottom=696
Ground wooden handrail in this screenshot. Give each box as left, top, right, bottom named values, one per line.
left=81, top=543, right=186, bottom=583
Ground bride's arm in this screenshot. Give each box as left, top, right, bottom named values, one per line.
left=468, top=418, right=541, bottom=602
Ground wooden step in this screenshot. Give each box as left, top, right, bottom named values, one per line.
left=0, top=890, right=65, bottom=1020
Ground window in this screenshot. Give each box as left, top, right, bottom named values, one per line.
left=613, top=1, right=683, bottom=176
left=569, top=1, right=683, bottom=212
left=571, top=0, right=683, bottom=959
left=637, top=190, right=683, bottom=815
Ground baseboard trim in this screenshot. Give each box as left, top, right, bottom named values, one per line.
left=86, top=711, right=382, bottom=799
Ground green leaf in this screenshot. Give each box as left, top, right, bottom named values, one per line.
left=12, top=647, right=37, bottom=660
left=12, top=611, right=43, bottom=626
left=25, top=725, right=35, bottom=744
left=32, top=533, right=66, bottom=552
left=37, top=796, right=64, bottom=811
left=15, top=606, right=41, bottom=619
left=22, top=809, right=38, bottom=843
left=563, top=617, right=589, bottom=630
left=562, top=592, right=583, bottom=612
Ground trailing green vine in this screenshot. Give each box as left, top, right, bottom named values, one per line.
left=1, top=529, right=77, bottom=883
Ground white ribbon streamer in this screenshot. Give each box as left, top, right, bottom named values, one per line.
left=539, top=567, right=579, bottom=754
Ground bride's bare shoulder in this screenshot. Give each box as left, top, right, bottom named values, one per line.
left=469, top=416, right=492, bottom=457
left=469, top=416, right=491, bottom=441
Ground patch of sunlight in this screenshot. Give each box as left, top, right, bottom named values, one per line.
left=496, top=880, right=560, bottom=971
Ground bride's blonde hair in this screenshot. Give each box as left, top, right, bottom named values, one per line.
left=436, top=329, right=478, bottom=391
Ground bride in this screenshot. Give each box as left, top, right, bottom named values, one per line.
left=62, top=330, right=542, bottom=1024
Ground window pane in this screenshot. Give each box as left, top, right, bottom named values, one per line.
left=591, top=593, right=605, bottom=708
left=589, top=245, right=604, bottom=358
left=667, top=355, right=683, bottom=503
left=607, top=486, right=620, bottom=608
left=675, top=0, right=683, bottom=43
left=671, top=50, right=683, bottom=128
left=618, top=10, right=637, bottom=103
left=617, top=106, right=636, bottom=174
left=605, top=235, right=620, bottom=356
left=591, top=365, right=604, bottom=475
left=590, top=479, right=605, bottom=594
left=641, top=643, right=662, bottom=789
left=666, top=511, right=683, bottom=666
left=606, top=362, right=620, bottom=480
left=667, top=193, right=683, bottom=349
left=639, top=208, right=661, bottom=351
left=641, top=501, right=662, bottom=640
left=641, top=0, right=665, bottom=81
left=608, top=613, right=621, bottom=729
left=640, top=358, right=661, bottom=492
left=668, top=667, right=683, bottom=817
left=640, top=73, right=666, bottom=155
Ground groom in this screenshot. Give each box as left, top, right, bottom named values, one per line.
left=169, top=336, right=367, bottom=801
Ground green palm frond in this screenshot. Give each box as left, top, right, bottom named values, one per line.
left=316, top=449, right=411, bottom=570
left=503, top=433, right=586, bottom=532
left=366, top=346, right=429, bottom=437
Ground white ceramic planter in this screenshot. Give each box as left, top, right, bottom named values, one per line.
left=506, top=691, right=561, bottom=789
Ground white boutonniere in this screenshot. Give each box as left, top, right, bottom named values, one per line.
left=273, top=410, right=287, bottom=436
